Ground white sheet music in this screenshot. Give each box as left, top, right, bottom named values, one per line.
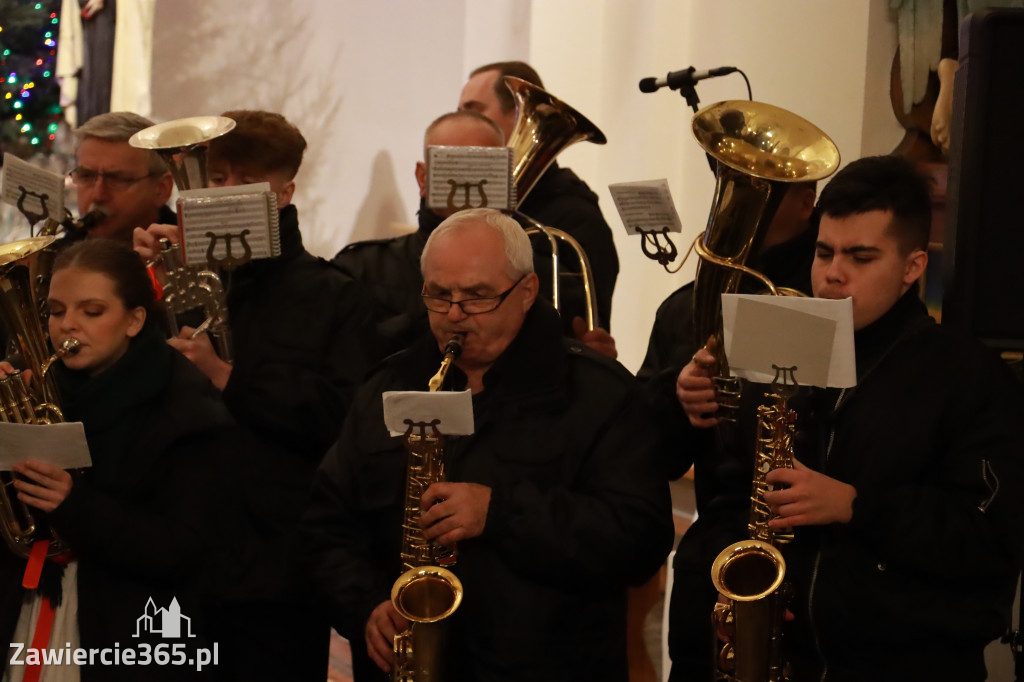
left=722, top=294, right=856, bottom=388
left=0, top=422, right=92, bottom=470
left=425, top=146, right=514, bottom=212
left=382, top=390, right=475, bottom=437
left=608, top=179, right=682, bottom=235
left=177, top=182, right=280, bottom=268
left=0, top=152, right=65, bottom=222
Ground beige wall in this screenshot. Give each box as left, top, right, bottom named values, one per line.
left=528, top=0, right=904, bottom=370
left=150, top=0, right=904, bottom=372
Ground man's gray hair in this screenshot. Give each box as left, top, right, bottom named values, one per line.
left=75, top=112, right=167, bottom=175
left=421, top=208, right=534, bottom=278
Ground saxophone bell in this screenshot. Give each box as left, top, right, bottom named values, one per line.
left=710, top=368, right=799, bottom=682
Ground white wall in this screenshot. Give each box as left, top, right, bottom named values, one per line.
left=152, top=0, right=475, bottom=257
left=149, top=0, right=903, bottom=372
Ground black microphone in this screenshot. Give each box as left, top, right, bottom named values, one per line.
left=639, top=66, right=738, bottom=93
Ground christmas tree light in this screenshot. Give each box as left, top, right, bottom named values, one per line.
left=0, top=0, right=62, bottom=155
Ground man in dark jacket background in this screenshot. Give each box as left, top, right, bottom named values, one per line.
left=458, top=60, right=619, bottom=330
left=306, top=207, right=673, bottom=681
left=677, top=155, right=1024, bottom=681
left=335, top=110, right=504, bottom=355
left=336, top=109, right=617, bottom=359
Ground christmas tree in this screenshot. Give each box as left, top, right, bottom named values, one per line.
left=0, top=0, right=62, bottom=158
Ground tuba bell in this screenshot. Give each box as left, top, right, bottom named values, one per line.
left=690, top=100, right=839, bottom=419
left=504, top=76, right=606, bottom=330
left=0, top=237, right=81, bottom=559
left=129, top=116, right=236, bottom=361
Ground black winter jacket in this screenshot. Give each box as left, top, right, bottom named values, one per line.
left=0, top=326, right=237, bottom=681
left=222, top=203, right=378, bottom=467
left=213, top=205, right=377, bottom=680
left=303, top=301, right=673, bottom=682
left=332, top=205, right=435, bottom=357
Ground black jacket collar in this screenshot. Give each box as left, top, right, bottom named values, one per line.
left=416, top=199, right=444, bottom=242
left=852, top=285, right=934, bottom=385
left=228, top=204, right=305, bottom=301
left=275, top=203, right=304, bottom=259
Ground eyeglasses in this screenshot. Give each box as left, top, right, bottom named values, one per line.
left=69, top=167, right=158, bottom=191
left=422, top=275, right=526, bottom=315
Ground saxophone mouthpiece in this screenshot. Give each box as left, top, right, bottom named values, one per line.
left=444, top=333, right=466, bottom=360
left=40, top=338, right=81, bottom=379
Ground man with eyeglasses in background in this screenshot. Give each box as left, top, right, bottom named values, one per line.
left=69, top=111, right=174, bottom=243
left=304, top=207, right=673, bottom=682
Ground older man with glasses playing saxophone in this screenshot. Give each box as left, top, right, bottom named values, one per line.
left=304, top=207, right=673, bottom=682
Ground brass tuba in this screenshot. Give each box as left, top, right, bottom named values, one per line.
left=690, top=101, right=839, bottom=419
left=0, top=237, right=81, bottom=559
left=391, top=334, right=466, bottom=682
left=505, top=76, right=606, bottom=330
left=711, top=367, right=798, bottom=682
left=129, top=116, right=236, bottom=361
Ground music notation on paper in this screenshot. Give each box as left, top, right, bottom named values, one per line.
left=425, top=145, right=514, bottom=213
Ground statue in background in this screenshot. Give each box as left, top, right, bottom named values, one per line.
left=891, top=0, right=1023, bottom=161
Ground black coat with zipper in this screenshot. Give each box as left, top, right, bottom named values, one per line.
left=303, top=300, right=674, bottom=682
left=700, top=289, right=1024, bottom=681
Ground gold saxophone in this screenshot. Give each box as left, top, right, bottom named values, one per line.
left=0, top=237, right=81, bottom=559
left=391, top=334, right=466, bottom=682
left=710, top=366, right=798, bottom=682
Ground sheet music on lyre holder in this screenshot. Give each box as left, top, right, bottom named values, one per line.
left=425, top=145, right=514, bottom=213
left=176, top=182, right=280, bottom=270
